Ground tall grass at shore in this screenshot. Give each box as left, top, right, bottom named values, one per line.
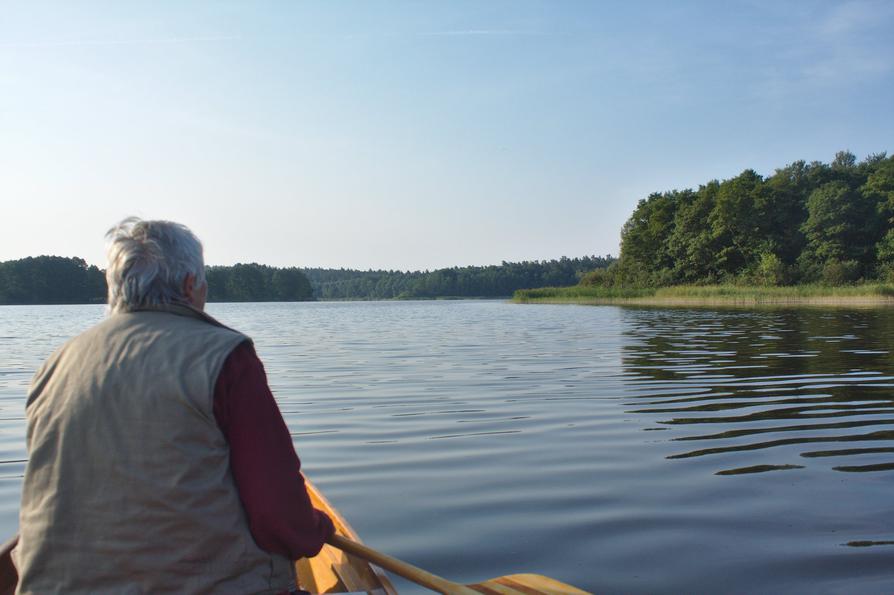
left=513, top=283, right=894, bottom=305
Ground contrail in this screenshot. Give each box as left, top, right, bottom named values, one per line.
left=417, top=29, right=547, bottom=37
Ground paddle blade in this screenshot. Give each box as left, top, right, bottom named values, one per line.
left=468, top=573, right=591, bottom=595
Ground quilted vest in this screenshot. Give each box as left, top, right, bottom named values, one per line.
left=16, top=304, right=295, bottom=594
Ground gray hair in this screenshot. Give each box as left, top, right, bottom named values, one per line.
left=105, top=217, right=206, bottom=313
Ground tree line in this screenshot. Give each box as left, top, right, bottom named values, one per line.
left=0, top=256, right=106, bottom=305
left=205, top=264, right=313, bottom=302
left=591, top=151, right=894, bottom=288
left=304, top=256, right=613, bottom=300
left=0, top=256, right=613, bottom=304
left=0, top=259, right=314, bottom=305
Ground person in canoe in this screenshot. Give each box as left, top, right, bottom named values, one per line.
left=14, top=217, right=334, bottom=593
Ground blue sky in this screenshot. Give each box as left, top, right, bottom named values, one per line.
left=1, top=1, right=892, bottom=270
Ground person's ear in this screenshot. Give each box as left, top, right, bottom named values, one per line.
left=183, top=273, right=197, bottom=302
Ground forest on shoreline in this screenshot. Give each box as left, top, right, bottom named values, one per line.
left=515, top=150, right=894, bottom=306
left=591, top=151, right=894, bottom=288
left=303, top=256, right=611, bottom=300
left=0, top=255, right=611, bottom=305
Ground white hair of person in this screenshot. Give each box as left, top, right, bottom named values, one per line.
left=105, top=217, right=206, bottom=313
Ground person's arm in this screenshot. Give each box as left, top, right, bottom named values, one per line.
left=213, top=341, right=335, bottom=560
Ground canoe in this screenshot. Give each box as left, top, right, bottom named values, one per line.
left=299, top=478, right=397, bottom=594
left=0, top=476, right=397, bottom=595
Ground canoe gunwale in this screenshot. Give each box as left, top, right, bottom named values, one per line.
left=301, top=476, right=398, bottom=594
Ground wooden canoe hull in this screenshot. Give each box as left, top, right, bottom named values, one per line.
left=298, top=478, right=397, bottom=594
left=0, top=476, right=396, bottom=594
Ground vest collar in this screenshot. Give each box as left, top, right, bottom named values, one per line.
left=124, top=303, right=235, bottom=332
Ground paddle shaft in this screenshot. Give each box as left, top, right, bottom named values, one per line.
left=327, top=534, right=477, bottom=594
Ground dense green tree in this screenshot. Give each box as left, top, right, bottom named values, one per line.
left=762, top=161, right=811, bottom=264
left=620, top=192, right=677, bottom=276
left=708, top=169, right=765, bottom=276
left=206, top=263, right=313, bottom=302
left=271, top=268, right=313, bottom=301
left=0, top=256, right=106, bottom=305
left=752, top=252, right=788, bottom=286
left=864, top=156, right=894, bottom=276
left=228, top=264, right=267, bottom=301
left=801, top=180, right=881, bottom=277
left=668, top=184, right=718, bottom=282
left=832, top=150, right=857, bottom=170
left=610, top=151, right=892, bottom=287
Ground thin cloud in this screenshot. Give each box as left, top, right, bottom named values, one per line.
left=0, top=35, right=241, bottom=49
left=417, top=29, right=549, bottom=37
left=818, top=0, right=893, bottom=37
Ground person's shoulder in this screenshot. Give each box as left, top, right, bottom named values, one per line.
left=55, top=314, right=118, bottom=349
left=26, top=318, right=112, bottom=406
left=120, top=307, right=240, bottom=336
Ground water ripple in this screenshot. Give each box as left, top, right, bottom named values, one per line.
left=2, top=302, right=894, bottom=592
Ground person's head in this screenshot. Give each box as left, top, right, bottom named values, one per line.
left=105, top=217, right=207, bottom=313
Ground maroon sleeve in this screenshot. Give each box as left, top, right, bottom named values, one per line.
left=213, top=341, right=335, bottom=560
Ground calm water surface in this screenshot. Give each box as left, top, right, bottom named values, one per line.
left=1, top=301, right=893, bottom=593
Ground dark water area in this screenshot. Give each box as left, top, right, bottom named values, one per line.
left=1, top=301, right=893, bottom=593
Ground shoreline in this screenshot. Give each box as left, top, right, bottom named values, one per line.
left=513, top=284, right=894, bottom=308
left=513, top=295, right=894, bottom=308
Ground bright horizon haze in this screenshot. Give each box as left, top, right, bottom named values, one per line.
left=1, top=1, right=892, bottom=271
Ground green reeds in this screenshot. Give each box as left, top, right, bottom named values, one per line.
left=513, top=283, right=894, bottom=306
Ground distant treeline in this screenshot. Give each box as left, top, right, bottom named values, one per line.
left=206, top=264, right=313, bottom=302
left=303, top=256, right=614, bottom=300
left=0, top=256, right=106, bottom=305
left=0, top=258, right=314, bottom=305
left=0, top=255, right=613, bottom=305
left=592, top=151, right=894, bottom=287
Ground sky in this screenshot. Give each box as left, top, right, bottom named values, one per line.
left=1, top=1, right=892, bottom=271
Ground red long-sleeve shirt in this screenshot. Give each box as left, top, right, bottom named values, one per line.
left=212, top=341, right=334, bottom=560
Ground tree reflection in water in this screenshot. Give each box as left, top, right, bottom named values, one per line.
left=620, top=307, right=894, bottom=475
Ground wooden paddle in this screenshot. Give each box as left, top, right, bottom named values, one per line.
left=327, top=533, right=590, bottom=594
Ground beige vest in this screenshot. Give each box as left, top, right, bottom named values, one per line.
left=16, top=304, right=295, bottom=594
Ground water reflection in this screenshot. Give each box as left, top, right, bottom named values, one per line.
left=715, top=464, right=804, bottom=475
left=621, top=308, right=894, bottom=475
left=3, top=302, right=893, bottom=592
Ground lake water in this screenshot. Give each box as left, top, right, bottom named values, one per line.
left=1, top=300, right=893, bottom=593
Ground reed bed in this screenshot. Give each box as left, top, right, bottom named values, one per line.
left=513, top=284, right=894, bottom=307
